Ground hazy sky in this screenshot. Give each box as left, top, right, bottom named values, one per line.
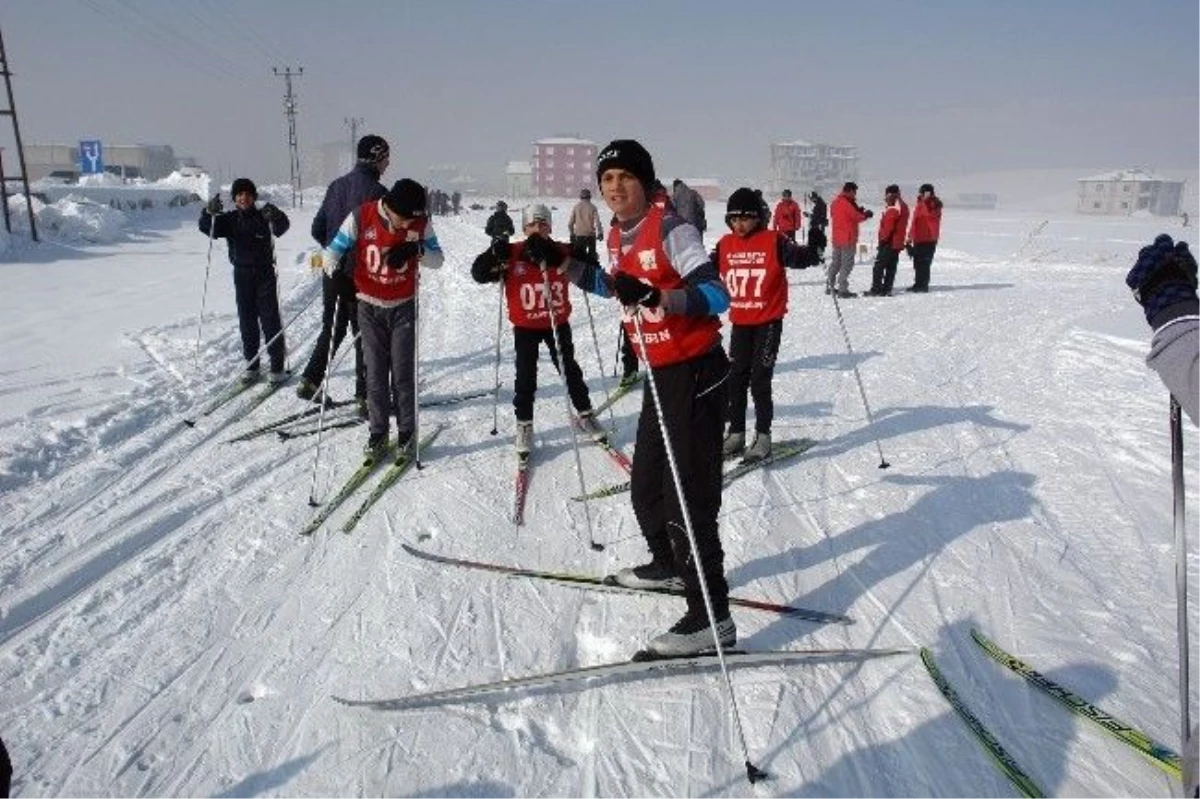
left=1, top=0, right=1196, bottom=189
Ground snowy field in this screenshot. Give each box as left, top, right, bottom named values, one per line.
left=0, top=192, right=1196, bottom=797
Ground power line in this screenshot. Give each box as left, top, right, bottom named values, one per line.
left=272, top=66, right=303, bottom=208
left=344, top=117, right=364, bottom=160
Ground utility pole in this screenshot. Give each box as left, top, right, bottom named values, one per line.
left=272, top=66, right=303, bottom=208
left=344, top=117, right=364, bottom=163
left=0, top=25, right=38, bottom=240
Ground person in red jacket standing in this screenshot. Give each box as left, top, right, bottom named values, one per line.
left=826, top=181, right=873, bottom=298
left=716, top=188, right=820, bottom=462
left=771, top=189, right=803, bottom=242
left=867, top=185, right=910, bottom=296
left=470, top=203, right=606, bottom=456
left=906, top=183, right=943, bottom=293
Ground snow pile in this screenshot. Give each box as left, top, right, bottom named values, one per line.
left=75, top=172, right=128, bottom=188
left=158, top=169, right=212, bottom=200
left=8, top=194, right=127, bottom=244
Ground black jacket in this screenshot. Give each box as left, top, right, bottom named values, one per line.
left=311, top=163, right=386, bottom=247
left=808, top=197, right=828, bottom=229
left=200, top=206, right=289, bottom=269
left=485, top=210, right=515, bottom=239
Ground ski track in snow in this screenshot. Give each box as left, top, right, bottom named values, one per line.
left=0, top=203, right=1195, bottom=796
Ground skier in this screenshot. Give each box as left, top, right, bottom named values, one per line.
left=317, top=179, right=444, bottom=457
left=296, top=134, right=389, bottom=412
left=568, top=188, right=604, bottom=263
left=484, top=200, right=515, bottom=240
left=1125, top=233, right=1199, bottom=798
left=198, top=177, right=290, bottom=384
left=906, top=183, right=943, bottom=293
left=470, top=203, right=607, bottom=456
left=715, top=188, right=821, bottom=462
left=575, top=138, right=736, bottom=657
left=866, top=184, right=909, bottom=296
left=771, top=188, right=802, bottom=242
left=826, top=181, right=872, bottom=298
left=806, top=190, right=828, bottom=258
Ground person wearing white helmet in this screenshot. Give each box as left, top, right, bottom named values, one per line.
left=471, top=203, right=606, bottom=457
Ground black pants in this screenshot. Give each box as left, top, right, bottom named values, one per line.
left=1, top=733, right=10, bottom=798
left=512, top=324, right=591, bottom=422
left=911, top=241, right=937, bottom=290
left=631, top=347, right=730, bottom=618
left=232, top=266, right=285, bottom=372
left=618, top=325, right=638, bottom=377
left=871, top=245, right=901, bottom=293
left=570, top=234, right=598, bottom=262
left=726, top=320, right=782, bottom=435
left=780, top=229, right=797, bottom=242
left=301, top=272, right=365, bottom=398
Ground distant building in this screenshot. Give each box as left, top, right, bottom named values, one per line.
left=1077, top=168, right=1185, bottom=216
left=26, top=142, right=179, bottom=181
left=768, top=140, right=858, bottom=199
left=531, top=136, right=596, bottom=198
left=506, top=161, right=533, bottom=199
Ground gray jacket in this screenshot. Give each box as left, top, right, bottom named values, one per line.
left=671, top=183, right=707, bottom=233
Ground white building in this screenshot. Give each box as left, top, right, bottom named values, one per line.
left=768, top=140, right=858, bottom=198
left=1076, top=168, right=1185, bottom=216
left=505, top=161, right=533, bottom=199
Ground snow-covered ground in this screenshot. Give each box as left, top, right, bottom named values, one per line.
left=0, top=194, right=1195, bottom=797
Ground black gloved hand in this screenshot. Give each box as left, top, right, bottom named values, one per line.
left=490, top=236, right=512, bottom=263
left=205, top=196, right=223, bottom=215
left=612, top=272, right=661, bottom=308
left=862, top=209, right=874, bottom=220
left=522, top=233, right=564, bottom=268
left=905, top=243, right=915, bottom=259
left=1126, top=234, right=1199, bottom=328
left=385, top=241, right=422, bottom=268
left=799, top=246, right=822, bottom=268
left=260, top=202, right=280, bottom=221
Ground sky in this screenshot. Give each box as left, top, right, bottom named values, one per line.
left=1, top=0, right=1197, bottom=190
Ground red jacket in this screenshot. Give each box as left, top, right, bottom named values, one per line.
left=878, top=198, right=909, bottom=250
left=607, top=207, right=720, bottom=368
left=908, top=195, right=943, bottom=244
left=830, top=191, right=870, bottom=247
left=772, top=198, right=802, bottom=233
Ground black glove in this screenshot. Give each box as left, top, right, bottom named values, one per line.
left=905, top=243, right=915, bottom=258
left=612, top=272, right=661, bottom=308
left=205, top=196, right=222, bottom=215
left=522, top=233, right=564, bottom=268
left=489, top=236, right=512, bottom=263
left=260, top=202, right=280, bottom=221
left=1126, top=234, right=1199, bottom=328
left=862, top=209, right=874, bottom=220
left=385, top=241, right=422, bottom=268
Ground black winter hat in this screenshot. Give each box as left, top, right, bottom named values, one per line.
left=842, top=181, right=858, bottom=193
left=596, top=139, right=656, bottom=191
left=782, top=189, right=792, bottom=198
left=384, top=178, right=427, bottom=218
left=919, top=183, right=935, bottom=194
left=357, top=135, right=390, bottom=164
left=726, top=187, right=762, bottom=218
left=885, top=184, right=900, bottom=195
left=231, top=177, right=257, bottom=198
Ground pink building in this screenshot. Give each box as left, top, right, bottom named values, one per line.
left=531, top=136, right=597, bottom=198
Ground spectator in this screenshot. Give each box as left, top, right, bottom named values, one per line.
left=826, top=182, right=872, bottom=298
left=906, top=183, right=943, bottom=293
left=568, top=188, right=604, bottom=262
left=772, top=189, right=803, bottom=242
left=867, top=184, right=909, bottom=296
left=485, top=200, right=515, bottom=240
left=671, top=179, right=707, bottom=234
left=807, top=190, right=829, bottom=257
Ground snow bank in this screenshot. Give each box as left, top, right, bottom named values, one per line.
left=6, top=194, right=127, bottom=244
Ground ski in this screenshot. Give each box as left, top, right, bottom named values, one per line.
left=182, top=379, right=256, bottom=427
left=970, top=628, right=1182, bottom=778
left=340, top=424, right=446, bottom=534
left=300, top=447, right=393, bottom=536
left=333, top=646, right=914, bottom=711
left=400, top=543, right=853, bottom=624
left=513, top=451, right=531, bottom=526
left=573, top=437, right=819, bottom=501
left=573, top=414, right=634, bottom=475
left=591, top=371, right=643, bottom=416
left=921, top=648, right=1044, bottom=798
left=237, top=374, right=292, bottom=418
left=419, top=388, right=496, bottom=407
left=278, top=414, right=365, bottom=441
left=226, top=399, right=352, bottom=442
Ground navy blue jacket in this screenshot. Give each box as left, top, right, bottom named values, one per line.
left=200, top=206, right=289, bottom=269
left=311, top=163, right=386, bottom=247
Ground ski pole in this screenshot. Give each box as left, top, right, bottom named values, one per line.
left=309, top=291, right=342, bottom=464
left=195, top=200, right=217, bottom=375
left=305, top=328, right=362, bottom=506
left=1170, top=396, right=1195, bottom=798
left=540, top=261, right=600, bottom=552
left=630, top=310, right=765, bottom=785
left=490, top=279, right=504, bottom=436
left=829, top=291, right=890, bottom=469
left=580, top=289, right=617, bottom=431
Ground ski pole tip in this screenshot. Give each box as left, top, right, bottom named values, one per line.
left=745, top=761, right=769, bottom=784
left=590, top=542, right=605, bottom=552
left=878, top=460, right=890, bottom=469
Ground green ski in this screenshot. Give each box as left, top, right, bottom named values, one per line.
left=341, top=424, right=445, bottom=533
left=300, top=447, right=393, bottom=536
